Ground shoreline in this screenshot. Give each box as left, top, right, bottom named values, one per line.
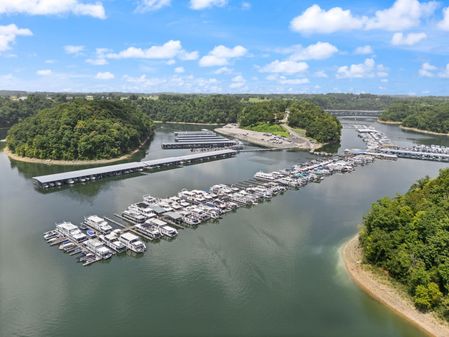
left=400, top=125, right=449, bottom=137
left=154, top=121, right=222, bottom=126
left=377, top=119, right=449, bottom=136
left=215, top=124, right=320, bottom=150
left=3, top=137, right=150, bottom=166
left=341, top=234, right=449, bottom=337
left=377, top=119, right=402, bottom=125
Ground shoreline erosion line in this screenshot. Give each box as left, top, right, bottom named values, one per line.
left=3, top=136, right=151, bottom=166
left=377, top=119, right=449, bottom=136
left=341, top=235, right=449, bottom=337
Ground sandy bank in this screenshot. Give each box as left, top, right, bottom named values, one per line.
left=3, top=137, right=150, bottom=166
left=215, top=124, right=319, bottom=150
left=377, top=119, right=402, bottom=125
left=342, top=235, right=449, bottom=337
left=400, top=126, right=449, bottom=137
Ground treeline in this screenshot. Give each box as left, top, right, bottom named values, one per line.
left=7, top=100, right=153, bottom=160
left=288, top=100, right=341, bottom=143
left=360, top=169, right=449, bottom=319
left=380, top=101, right=449, bottom=134
left=238, top=100, right=288, bottom=127
left=136, top=94, right=243, bottom=124
left=4, top=93, right=447, bottom=129
left=0, top=95, right=56, bottom=127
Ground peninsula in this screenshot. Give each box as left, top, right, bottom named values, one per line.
left=343, top=169, right=449, bottom=337
left=6, top=100, right=153, bottom=164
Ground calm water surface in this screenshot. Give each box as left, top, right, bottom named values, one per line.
left=1, top=119, right=448, bottom=337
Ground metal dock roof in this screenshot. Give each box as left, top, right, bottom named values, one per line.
left=32, top=149, right=237, bottom=185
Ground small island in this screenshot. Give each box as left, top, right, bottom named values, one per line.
left=379, top=101, right=449, bottom=136
left=343, top=169, right=449, bottom=337
left=216, top=99, right=341, bottom=150
left=6, top=100, right=153, bottom=164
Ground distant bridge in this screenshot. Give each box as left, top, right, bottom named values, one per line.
left=325, top=110, right=383, bottom=117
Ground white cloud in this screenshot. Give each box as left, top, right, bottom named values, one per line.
left=355, top=45, right=374, bottom=55
left=36, top=69, right=52, bottom=76
left=86, top=57, right=107, bottom=65
left=391, top=32, right=427, bottom=45
left=0, top=0, right=106, bottom=19
left=290, top=4, right=365, bottom=34
left=0, top=24, right=32, bottom=53
left=266, top=74, right=309, bottom=85
left=230, top=75, right=245, bottom=88
left=290, top=0, right=437, bottom=34
left=419, top=62, right=449, bottom=78
left=199, top=45, right=247, bottom=67
left=288, top=42, right=338, bottom=61
left=174, top=66, right=185, bottom=73
left=64, top=45, right=84, bottom=55
left=278, top=77, right=309, bottom=85
left=136, top=0, right=170, bottom=12
left=124, top=74, right=166, bottom=87
left=261, top=60, right=309, bottom=74
left=214, top=67, right=232, bottom=74
left=241, top=2, right=251, bottom=10
left=190, top=0, right=227, bottom=10
left=95, top=71, right=114, bottom=80
left=314, top=70, right=328, bottom=78
left=418, top=62, right=437, bottom=77
left=440, top=64, right=449, bottom=78
left=438, top=7, right=449, bottom=30
left=86, top=48, right=109, bottom=65
left=336, top=58, right=388, bottom=78
left=179, top=50, right=199, bottom=61
left=365, top=0, right=437, bottom=31
left=107, top=40, right=198, bottom=61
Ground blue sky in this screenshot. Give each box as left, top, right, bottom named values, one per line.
left=0, top=0, right=449, bottom=95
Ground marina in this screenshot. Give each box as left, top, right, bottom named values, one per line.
left=32, top=149, right=237, bottom=189
left=352, top=124, right=449, bottom=162
left=43, top=152, right=380, bottom=267
left=3, top=121, right=446, bottom=337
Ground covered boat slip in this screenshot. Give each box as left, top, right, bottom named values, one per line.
left=32, top=149, right=237, bottom=188
left=163, top=130, right=239, bottom=149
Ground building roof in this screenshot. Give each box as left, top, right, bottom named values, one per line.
left=150, top=218, right=167, bottom=226
left=32, top=149, right=236, bottom=185
left=164, top=211, right=183, bottom=220
left=121, top=232, right=139, bottom=241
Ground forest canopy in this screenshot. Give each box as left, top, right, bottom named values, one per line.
left=7, top=100, right=153, bottom=160
left=380, top=101, right=449, bottom=134
left=287, top=100, right=341, bottom=143
left=360, top=169, right=449, bottom=320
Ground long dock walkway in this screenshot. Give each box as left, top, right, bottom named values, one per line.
left=33, top=149, right=237, bottom=189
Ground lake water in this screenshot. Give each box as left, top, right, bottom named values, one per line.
left=1, top=119, right=448, bottom=337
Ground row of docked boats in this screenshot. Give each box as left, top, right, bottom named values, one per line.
left=354, top=124, right=449, bottom=162
left=43, top=217, right=147, bottom=266
left=44, top=153, right=377, bottom=266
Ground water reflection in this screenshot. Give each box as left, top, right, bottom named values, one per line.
left=2, top=120, right=443, bottom=337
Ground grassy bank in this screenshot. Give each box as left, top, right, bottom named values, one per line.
left=243, top=123, right=289, bottom=137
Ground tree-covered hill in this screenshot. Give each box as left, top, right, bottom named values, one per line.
left=379, top=101, right=449, bottom=134
left=288, top=100, right=341, bottom=143
left=7, top=100, right=153, bottom=160
left=360, top=169, right=449, bottom=320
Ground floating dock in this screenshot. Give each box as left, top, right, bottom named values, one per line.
left=378, top=148, right=449, bottom=162
left=163, top=130, right=240, bottom=149
left=32, top=149, right=237, bottom=189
